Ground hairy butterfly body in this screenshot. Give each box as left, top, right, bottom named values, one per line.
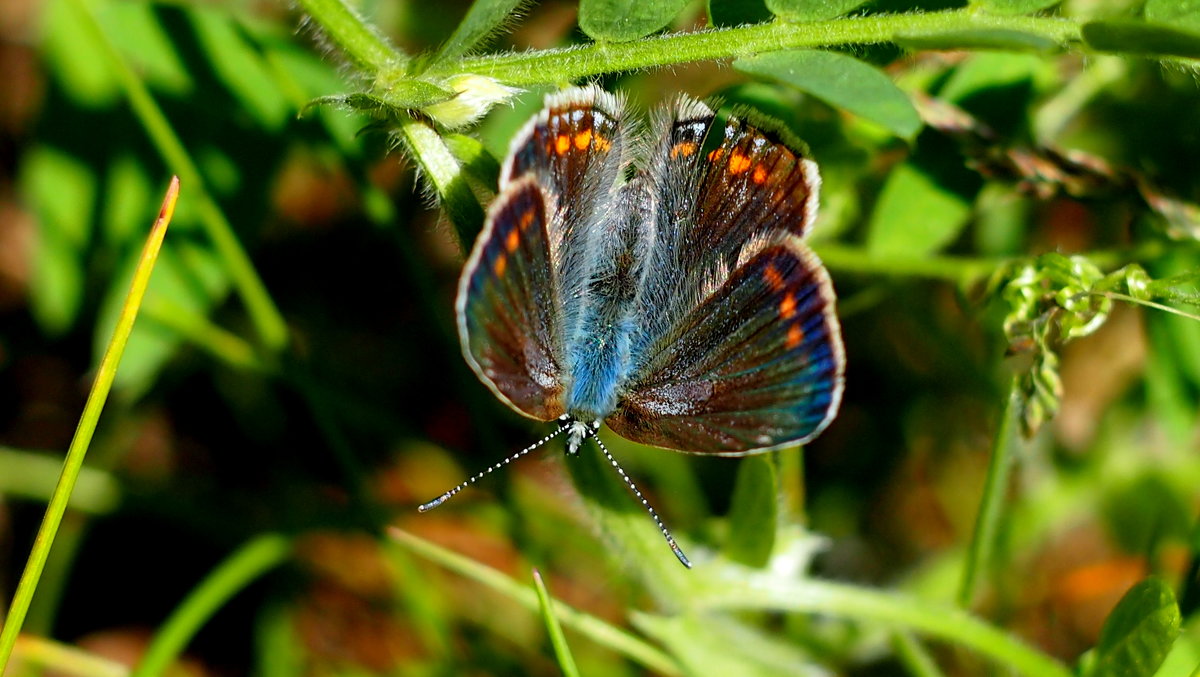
left=424, top=86, right=845, bottom=567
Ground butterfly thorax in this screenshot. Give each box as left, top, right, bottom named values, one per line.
left=563, top=198, right=651, bottom=422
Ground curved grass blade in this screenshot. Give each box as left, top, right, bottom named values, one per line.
left=532, top=569, right=581, bottom=677
left=0, top=177, right=181, bottom=674
left=130, top=534, right=293, bottom=677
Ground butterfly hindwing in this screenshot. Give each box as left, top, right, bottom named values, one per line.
left=609, top=235, right=844, bottom=454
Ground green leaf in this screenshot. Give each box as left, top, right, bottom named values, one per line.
left=866, top=161, right=972, bottom=257
left=102, top=155, right=154, bottom=245
left=1081, top=19, right=1200, bottom=59
left=1102, top=476, right=1191, bottom=555
left=433, top=0, right=528, bottom=64
left=969, top=0, right=1062, bottom=15
left=724, top=456, right=777, bottom=568
left=1145, top=0, right=1200, bottom=32
left=895, top=28, right=1059, bottom=52
left=734, top=50, right=922, bottom=141
left=578, top=0, right=690, bottom=42
left=1088, top=578, right=1181, bottom=677
left=103, top=1, right=192, bottom=96
left=191, top=7, right=290, bottom=130
left=766, top=0, right=867, bottom=22
left=532, top=569, right=581, bottom=677
left=937, top=52, right=1045, bottom=104
left=22, top=147, right=95, bottom=335
left=41, top=0, right=120, bottom=104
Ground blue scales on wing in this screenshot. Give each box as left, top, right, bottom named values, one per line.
left=457, top=86, right=632, bottom=422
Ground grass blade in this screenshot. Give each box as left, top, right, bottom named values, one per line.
left=130, top=534, right=293, bottom=677
left=0, top=177, right=181, bottom=674
left=388, top=527, right=683, bottom=676
left=532, top=569, right=581, bottom=677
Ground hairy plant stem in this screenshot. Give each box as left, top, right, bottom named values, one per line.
left=293, top=0, right=405, bottom=74
left=432, top=12, right=1081, bottom=86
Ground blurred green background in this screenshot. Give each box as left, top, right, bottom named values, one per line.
left=2, top=0, right=1200, bottom=674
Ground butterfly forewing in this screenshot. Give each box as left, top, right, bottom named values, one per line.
left=610, top=236, right=844, bottom=453
left=631, top=100, right=822, bottom=372
left=458, top=86, right=631, bottom=422
left=504, top=87, right=630, bottom=331
left=615, top=99, right=841, bottom=454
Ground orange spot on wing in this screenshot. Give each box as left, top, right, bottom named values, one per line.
left=763, top=264, right=785, bottom=291
left=780, top=293, right=796, bottom=319
left=493, top=254, right=507, bottom=276
left=505, top=227, right=520, bottom=253
left=574, top=129, right=593, bottom=150
left=518, top=209, right=535, bottom=231
left=671, top=141, right=697, bottom=158
left=752, top=164, right=769, bottom=184
left=728, top=151, right=752, bottom=174
left=707, top=147, right=725, bottom=162
left=786, top=324, right=804, bottom=349
left=593, top=135, right=611, bottom=152
left=555, top=134, right=570, bottom=155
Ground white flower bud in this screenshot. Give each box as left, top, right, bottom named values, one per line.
left=423, top=74, right=519, bottom=129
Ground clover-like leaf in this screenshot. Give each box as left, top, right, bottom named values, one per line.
left=735, top=50, right=922, bottom=141
left=1087, top=578, right=1181, bottom=677
left=579, top=0, right=690, bottom=41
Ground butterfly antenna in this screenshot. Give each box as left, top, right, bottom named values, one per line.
left=418, top=423, right=572, bottom=512
left=590, top=432, right=692, bottom=569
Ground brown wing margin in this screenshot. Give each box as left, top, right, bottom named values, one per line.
left=456, top=177, right=567, bottom=421
left=609, top=236, right=844, bottom=454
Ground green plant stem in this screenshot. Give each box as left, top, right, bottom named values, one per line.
left=958, top=375, right=1020, bottom=609
left=696, top=577, right=1071, bottom=677
left=813, top=243, right=1007, bottom=284
left=892, top=631, right=945, bottom=677
left=388, top=528, right=684, bottom=676
left=393, top=526, right=1070, bottom=677
left=0, top=179, right=179, bottom=676
left=130, top=534, right=293, bottom=677
left=72, top=0, right=288, bottom=353
left=292, top=0, right=404, bottom=73
left=394, top=112, right=485, bottom=246
left=141, top=300, right=270, bottom=374
left=435, top=11, right=1081, bottom=86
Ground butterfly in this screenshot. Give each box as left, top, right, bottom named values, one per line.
left=420, top=85, right=845, bottom=568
